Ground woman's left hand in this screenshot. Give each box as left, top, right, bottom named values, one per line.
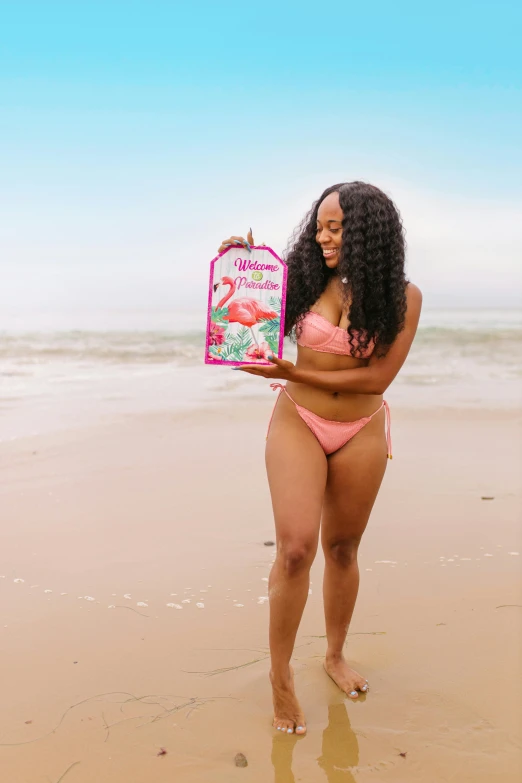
left=235, top=355, right=296, bottom=380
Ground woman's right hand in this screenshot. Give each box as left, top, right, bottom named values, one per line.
left=217, top=228, right=254, bottom=254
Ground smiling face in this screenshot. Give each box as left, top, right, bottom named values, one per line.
left=316, top=191, right=343, bottom=269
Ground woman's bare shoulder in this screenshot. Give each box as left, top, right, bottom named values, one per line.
left=406, top=281, right=422, bottom=303
left=404, top=282, right=422, bottom=327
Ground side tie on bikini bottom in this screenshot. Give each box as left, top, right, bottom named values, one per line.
left=267, top=383, right=392, bottom=458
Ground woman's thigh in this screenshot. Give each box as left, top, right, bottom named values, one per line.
left=321, top=410, right=388, bottom=548
left=266, top=393, right=327, bottom=549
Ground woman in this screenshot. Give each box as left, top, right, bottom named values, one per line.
left=218, top=182, right=422, bottom=736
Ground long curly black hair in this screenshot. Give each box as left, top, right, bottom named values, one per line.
left=283, top=182, right=408, bottom=357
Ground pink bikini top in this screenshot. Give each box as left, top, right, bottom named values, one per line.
left=297, top=311, right=374, bottom=358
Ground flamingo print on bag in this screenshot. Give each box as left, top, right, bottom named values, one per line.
left=213, top=276, right=278, bottom=348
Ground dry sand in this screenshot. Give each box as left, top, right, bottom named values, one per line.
left=0, top=400, right=521, bottom=782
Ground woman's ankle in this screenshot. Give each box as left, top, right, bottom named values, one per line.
left=269, top=664, right=292, bottom=685
left=325, top=649, right=344, bottom=664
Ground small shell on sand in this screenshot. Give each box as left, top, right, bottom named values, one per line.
left=123, top=594, right=132, bottom=599
left=484, top=554, right=493, bottom=557
left=375, top=560, right=398, bottom=564
left=167, top=603, right=183, bottom=609
left=137, top=602, right=148, bottom=607
left=84, top=596, right=95, bottom=601
left=508, top=552, right=519, bottom=556
left=196, top=603, right=205, bottom=609
left=44, top=589, right=52, bottom=593
left=234, top=752, right=248, bottom=767
left=14, top=578, right=25, bottom=583
left=182, top=599, right=191, bottom=604
left=234, top=603, right=244, bottom=608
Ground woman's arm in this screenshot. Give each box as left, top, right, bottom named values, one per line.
left=293, top=284, right=423, bottom=394
left=238, top=284, right=422, bottom=393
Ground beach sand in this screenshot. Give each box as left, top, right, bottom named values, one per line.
left=1, top=400, right=521, bottom=782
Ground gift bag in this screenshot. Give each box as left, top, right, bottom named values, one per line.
left=205, top=245, right=287, bottom=365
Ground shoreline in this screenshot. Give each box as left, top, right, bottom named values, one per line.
left=2, top=386, right=521, bottom=446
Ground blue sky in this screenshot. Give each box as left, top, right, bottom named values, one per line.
left=1, top=0, right=521, bottom=320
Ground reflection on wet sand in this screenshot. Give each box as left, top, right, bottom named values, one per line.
left=318, top=703, right=359, bottom=782
left=271, top=730, right=299, bottom=783
left=271, top=702, right=359, bottom=782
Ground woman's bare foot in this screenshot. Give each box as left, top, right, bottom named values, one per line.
left=270, top=666, right=307, bottom=735
left=323, top=655, right=369, bottom=699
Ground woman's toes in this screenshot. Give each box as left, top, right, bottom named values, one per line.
left=356, top=679, right=369, bottom=695
left=273, top=717, right=305, bottom=734
left=348, top=690, right=359, bottom=699
left=274, top=719, right=291, bottom=732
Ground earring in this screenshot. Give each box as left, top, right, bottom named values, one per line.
left=341, top=277, right=348, bottom=284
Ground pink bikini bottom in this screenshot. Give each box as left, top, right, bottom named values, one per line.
left=268, top=383, right=392, bottom=458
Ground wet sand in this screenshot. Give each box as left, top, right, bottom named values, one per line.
left=0, top=401, right=521, bottom=782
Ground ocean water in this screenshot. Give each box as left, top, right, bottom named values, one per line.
left=1, top=309, right=521, bottom=442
